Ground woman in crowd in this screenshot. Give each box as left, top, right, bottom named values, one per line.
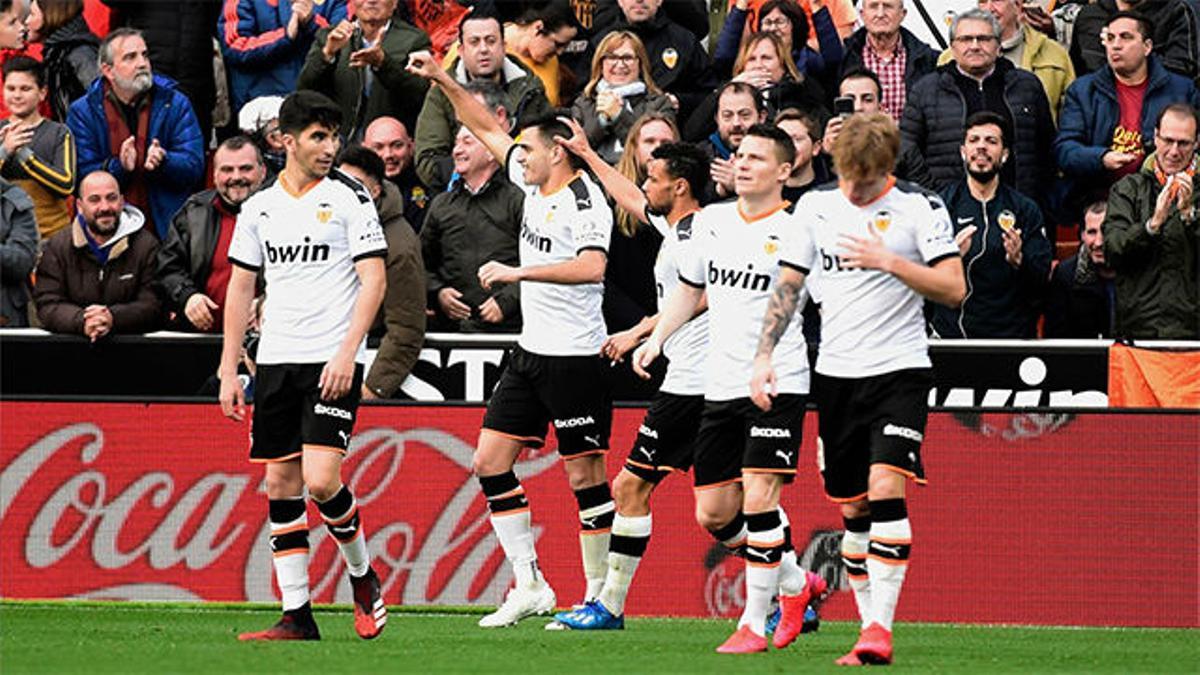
left=502, top=0, right=578, bottom=106
left=685, top=31, right=825, bottom=142
left=604, top=112, right=678, bottom=332
left=715, top=0, right=843, bottom=83
left=570, top=30, right=673, bottom=165
left=24, top=0, right=98, bottom=121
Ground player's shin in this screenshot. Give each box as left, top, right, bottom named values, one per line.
left=775, top=505, right=806, bottom=595
left=315, top=484, right=369, bottom=577
left=842, top=514, right=873, bottom=628
left=479, top=471, right=542, bottom=586
left=740, top=509, right=785, bottom=635
left=865, top=499, right=910, bottom=631
left=269, top=496, right=311, bottom=611
left=574, top=483, right=616, bottom=600
left=597, top=513, right=650, bottom=615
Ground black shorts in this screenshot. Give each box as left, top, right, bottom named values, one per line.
left=250, top=362, right=363, bottom=462
left=482, top=346, right=613, bottom=458
left=814, top=368, right=931, bottom=502
left=623, top=392, right=704, bottom=484
left=693, top=395, right=807, bottom=489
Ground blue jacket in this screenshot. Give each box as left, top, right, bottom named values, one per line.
left=218, top=0, right=348, bottom=114
left=712, top=5, right=843, bottom=80
left=1055, top=55, right=1200, bottom=179
left=67, top=74, right=205, bottom=239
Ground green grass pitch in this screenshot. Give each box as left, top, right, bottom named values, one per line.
left=1, top=602, right=1195, bottom=674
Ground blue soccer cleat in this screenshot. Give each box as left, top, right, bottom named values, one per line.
left=766, top=603, right=821, bottom=636
left=552, top=600, right=625, bottom=630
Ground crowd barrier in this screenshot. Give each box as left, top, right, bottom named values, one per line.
left=2, top=401, right=1195, bottom=627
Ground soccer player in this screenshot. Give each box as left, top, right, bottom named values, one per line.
left=218, top=90, right=389, bottom=641
left=631, top=124, right=825, bottom=653
left=406, top=51, right=615, bottom=627
left=749, top=113, right=966, bottom=665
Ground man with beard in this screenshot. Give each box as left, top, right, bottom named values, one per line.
left=929, top=111, right=1049, bottom=338
left=34, top=170, right=162, bottom=337
left=67, top=28, right=205, bottom=240
left=1045, top=200, right=1116, bottom=338
left=156, top=136, right=267, bottom=333
left=704, top=81, right=766, bottom=201
left=363, top=115, right=427, bottom=231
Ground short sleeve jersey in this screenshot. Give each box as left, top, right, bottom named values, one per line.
left=227, top=170, right=387, bottom=365
left=678, top=200, right=809, bottom=401
left=507, top=147, right=612, bottom=355
left=649, top=210, right=706, bottom=396
left=781, top=179, right=959, bottom=378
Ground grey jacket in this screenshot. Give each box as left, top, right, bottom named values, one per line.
left=0, top=179, right=38, bottom=327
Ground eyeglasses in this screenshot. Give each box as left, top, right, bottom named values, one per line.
left=952, top=34, right=998, bottom=45
left=1156, top=132, right=1197, bottom=150
left=761, top=17, right=790, bottom=29
left=603, top=53, right=638, bottom=65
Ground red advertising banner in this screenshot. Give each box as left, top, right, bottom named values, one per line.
left=1, top=403, right=1196, bottom=627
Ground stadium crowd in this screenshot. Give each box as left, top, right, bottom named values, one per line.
left=2, top=0, right=1199, bottom=387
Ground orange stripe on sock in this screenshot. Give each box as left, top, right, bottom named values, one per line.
left=867, top=554, right=909, bottom=566
left=870, top=536, right=911, bottom=546
left=493, top=486, right=526, bottom=500
left=273, top=549, right=308, bottom=559
left=580, top=528, right=612, bottom=535
left=490, top=506, right=531, bottom=517
left=270, top=523, right=308, bottom=536
left=323, top=506, right=359, bottom=527
left=747, top=538, right=785, bottom=549
left=842, top=553, right=868, bottom=561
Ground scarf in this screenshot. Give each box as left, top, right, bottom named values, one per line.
left=102, top=81, right=152, bottom=230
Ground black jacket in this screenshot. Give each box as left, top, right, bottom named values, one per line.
left=683, top=75, right=827, bottom=143
left=929, top=180, right=1051, bottom=339
left=900, top=59, right=1056, bottom=207
left=156, top=189, right=223, bottom=321
left=841, top=26, right=938, bottom=93
left=41, top=15, right=100, bottom=122
left=1043, top=250, right=1115, bottom=339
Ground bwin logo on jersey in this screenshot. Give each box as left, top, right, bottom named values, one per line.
left=314, top=402, right=353, bottom=420
left=750, top=426, right=791, bottom=438
left=708, top=261, right=771, bottom=291
left=521, top=223, right=552, bottom=253
left=554, top=416, right=595, bottom=429
left=266, top=236, right=330, bottom=264
left=883, top=423, right=923, bottom=443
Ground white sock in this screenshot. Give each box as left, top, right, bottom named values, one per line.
left=867, top=518, right=911, bottom=631
left=740, top=563, right=777, bottom=636
left=778, top=549, right=807, bottom=596
left=490, top=510, right=541, bottom=587
left=274, top=552, right=311, bottom=611
left=269, top=498, right=310, bottom=611
left=578, top=499, right=615, bottom=600
left=597, top=513, right=651, bottom=615
left=842, top=529, right=872, bottom=629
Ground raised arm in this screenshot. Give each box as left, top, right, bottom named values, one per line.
left=405, top=50, right=513, bottom=165
left=555, top=116, right=649, bottom=224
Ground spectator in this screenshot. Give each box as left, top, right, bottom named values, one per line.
left=702, top=81, right=765, bottom=200
left=500, top=0, right=578, bottom=106
left=25, top=0, right=100, bottom=122
left=0, top=1, right=25, bottom=54
left=1103, top=103, right=1200, bottom=339
left=719, top=0, right=859, bottom=43
left=0, top=177, right=36, bottom=326
left=714, top=0, right=844, bottom=85
left=930, top=111, right=1050, bottom=339
left=840, top=0, right=936, bottom=124
left=337, top=143, right=426, bottom=398
left=218, top=0, right=348, bottom=117
left=67, top=27, right=205, bottom=239
left=296, top=0, right=430, bottom=139
left=604, top=110, right=677, bottom=330
left=1055, top=12, right=1200, bottom=215
left=938, top=0, right=1074, bottom=120
left=822, top=66, right=883, bottom=154
left=237, top=94, right=285, bottom=177
left=684, top=31, right=825, bottom=142
left=1070, top=0, right=1199, bottom=83
left=413, top=8, right=550, bottom=190
left=156, top=136, right=265, bottom=333
left=421, top=124, right=524, bottom=333
left=592, top=0, right=709, bottom=43
left=900, top=9, right=1055, bottom=208
left=101, top=0, right=222, bottom=141
left=403, top=0, right=469, bottom=61
left=592, top=0, right=716, bottom=124
left=774, top=107, right=825, bottom=202
left=34, top=169, right=161, bottom=337
left=363, top=115, right=426, bottom=230
left=570, top=30, right=673, bottom=165
left=1044, top=200, right=1115, bottom=338
left=1, top=56, right=75, bottom=240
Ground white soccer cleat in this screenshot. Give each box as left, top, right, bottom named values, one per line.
left=478, top=582, right=557, bottom=628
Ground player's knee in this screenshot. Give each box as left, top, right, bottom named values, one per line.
left=840, top=500, right=870, bottom=519
left=303, top=474, right=340, bottom=502
left=472, top=450, right=506, bottom=477
left=264, top=472, right=301, bottom=499
left=612, top=471, right=651, bottom=513
left=694, top=502, right=730, bottom=532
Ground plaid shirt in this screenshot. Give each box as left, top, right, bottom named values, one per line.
left=863, top=39, right=908, bottom=123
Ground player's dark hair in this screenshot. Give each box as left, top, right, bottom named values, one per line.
left=744, top=123, right=796, bottom=166
left=458, top=6, right=504, bottom=42
left=521, top=112, right=586, bottom=171
left=216, top=134, right=264, bottom=166
left=337, top=144, right=387, bottom=187
left=774, top=107, right=822, bottom=142
left=0, top=0, right=15, bottom=14
left=1105, top=10, right=1154, bottom=40
left=839, top=67, right=882, bottom=99
left=1155, top=102, right=1200, bottom=133
left=2, top=56, right=45, bottom=88
left=516, top=0, right=580, bottom=34
left=278, top=90, right=343, bottom=135
left=651, top=142, right=709, bottom=200
left=716, top=81, right=765, bottom=114
left=963, top=110, right=1010, bottom=148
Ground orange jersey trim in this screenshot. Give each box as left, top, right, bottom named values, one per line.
left=743, top=468, right=797, bottom=475
left=480, top=428, right=545, bottom=445
left=694, top=477, right=744, bottom=491
left=564, top=448, right=609, bottom=459
left=303, top=443, right=347, bottom=456
left=737, top=199, right=791, bottom=223
left=826, top=491, right=869, bottom=504
left=250, top=451, right=303, bottom=464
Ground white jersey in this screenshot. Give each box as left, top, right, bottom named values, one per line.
left=649, top=210, right=706, bottom=396
left=228, top=170, right=387, bottom=365
left=782, top=178, right=959, bottom=378
left=507, top=148, right=611, bottom=356
left=678, top=200, right=809, bottom=401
